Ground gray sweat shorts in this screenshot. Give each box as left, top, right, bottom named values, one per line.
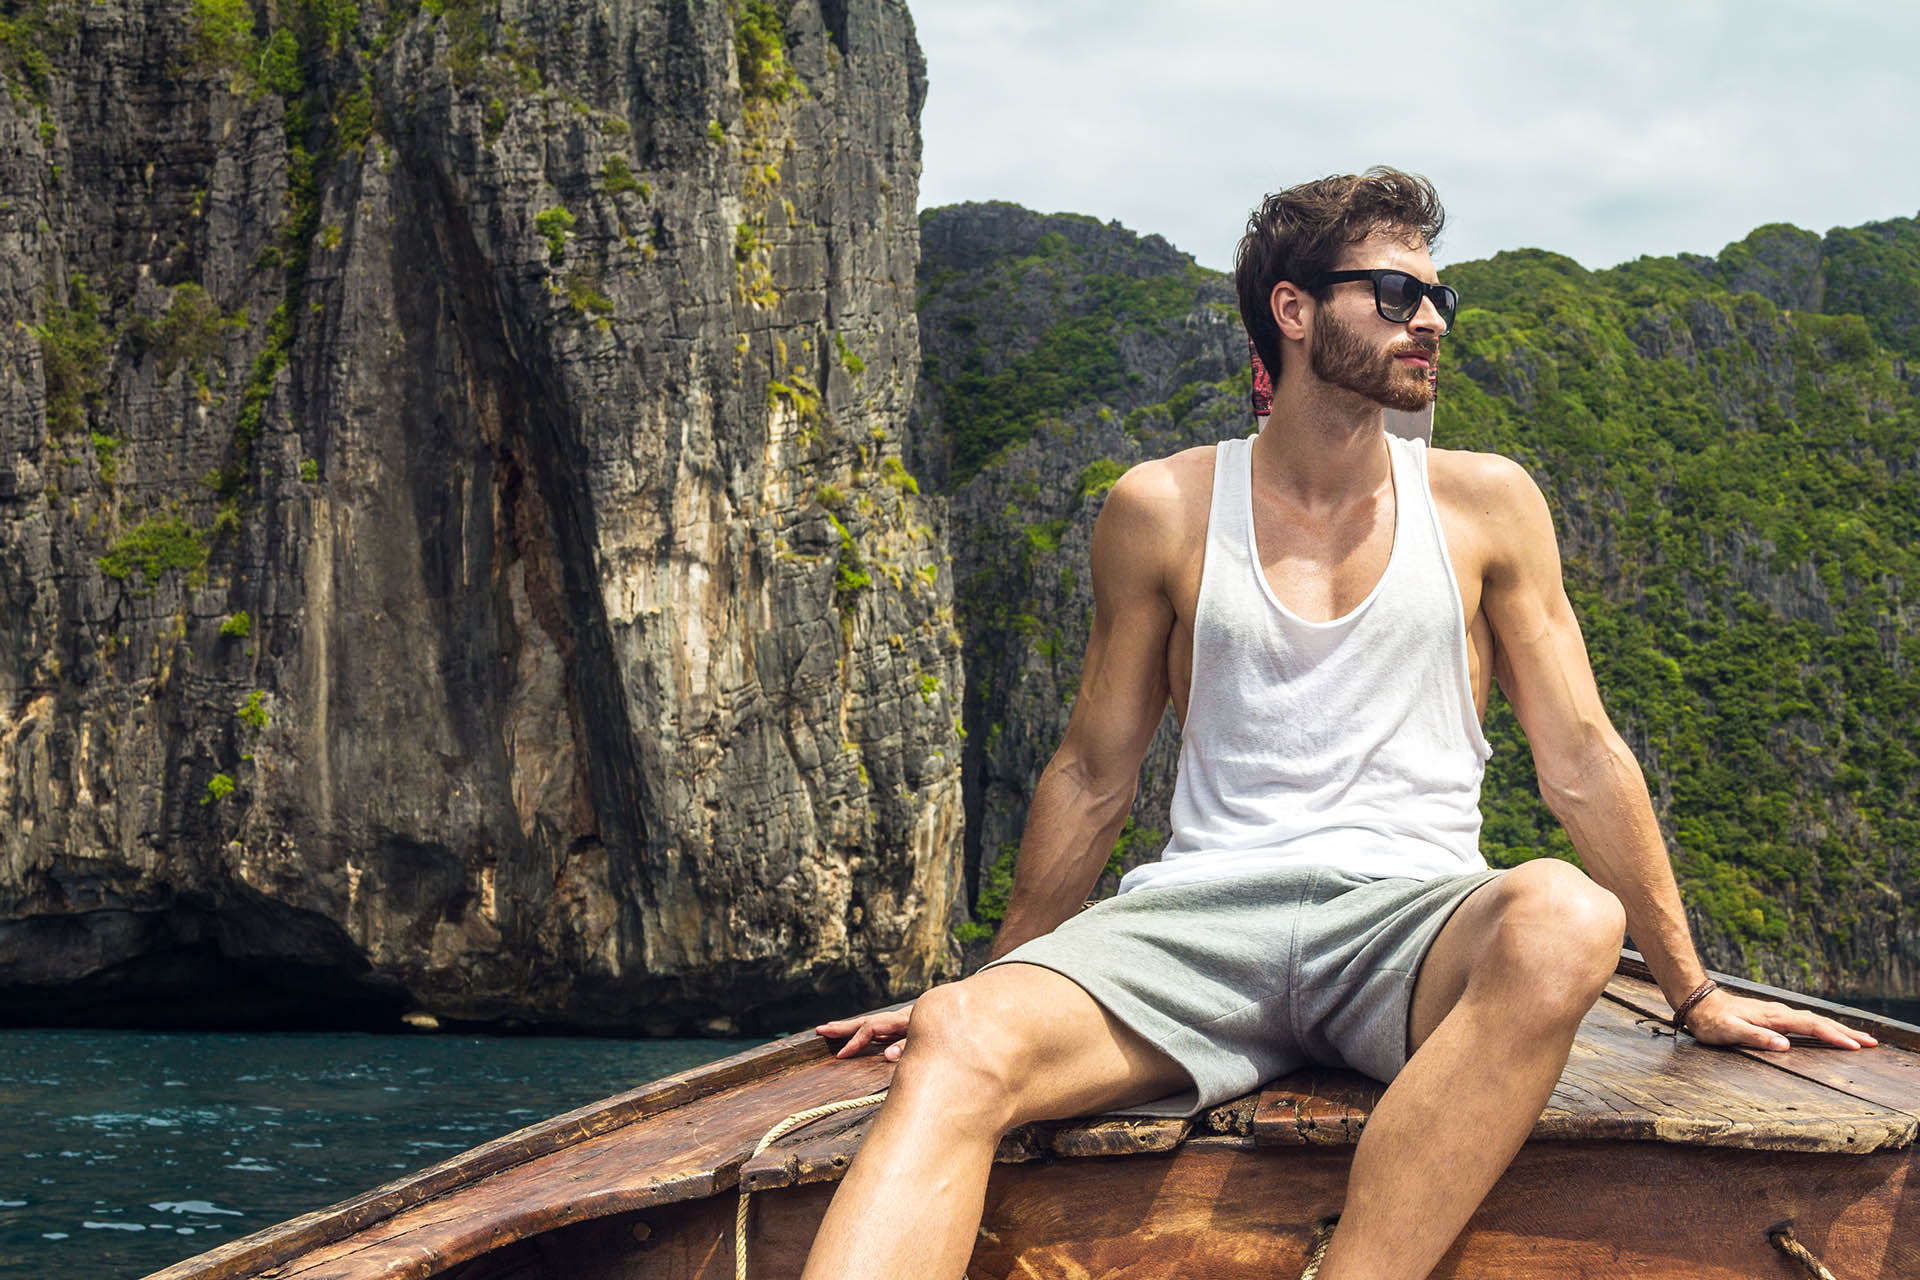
left=983, top=862, right=1503, bottom=1117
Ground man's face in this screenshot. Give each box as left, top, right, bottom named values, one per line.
left=1305, top=233, right=1443, bottom=412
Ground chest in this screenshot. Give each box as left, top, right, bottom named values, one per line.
left=1249, top=485, right=1398, bottom=623
left=1164, top=466, right=1492, bottom=721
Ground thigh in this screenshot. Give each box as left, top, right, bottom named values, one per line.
left=1404, top=869, right=1511, bottom=1053
left=1406, top=858, right=1616, bottom=1051
left=917, top=960, right=1192, bottom=1125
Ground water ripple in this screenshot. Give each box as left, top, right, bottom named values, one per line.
left=0, top=1027, right=756, bottom=1279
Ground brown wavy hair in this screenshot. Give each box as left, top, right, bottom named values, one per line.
left=1235, top=167, right=1445, bottom=381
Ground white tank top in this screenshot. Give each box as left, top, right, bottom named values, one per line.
left=1117, top=432, right=1492, bottom=894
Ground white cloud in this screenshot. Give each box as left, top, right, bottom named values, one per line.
left=910, top=0, right=1920, bottom=274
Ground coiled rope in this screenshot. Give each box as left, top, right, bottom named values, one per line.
left=735, top=1090, right=889, bottom=1280
left=1769, top=1222, right=1840, bottom=1279
left=1299, top=1215, right=1339, bottom=1280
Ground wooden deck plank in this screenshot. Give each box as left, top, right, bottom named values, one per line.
left=155, top=963, right=1917, bottom=1280
left=1046, top=1114, right=1194, bottom=1158
left=537, top=1140, right=1919, bottom=1279
left=1615, top=949, right=1920, bottom=1051
left=1603, top=973, right=1920, bottom=1123
left=1248, top=994, right=1916, bottom=1151
left=735, top=1105, right=876, bottom=1193
left=255, top=1051, right=894, bottom=1280
left=735, top=1108, right=1195, bottom=1193
left=1251, top=1069, right=1382, bottom=1145
left=1536, top=991, right=1914, bottom=1151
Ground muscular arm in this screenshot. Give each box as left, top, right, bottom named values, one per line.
left=817, top=461, right=1187, bottom=1057
left=988, top=468, right=1178, bottom=960
left=1474, top=457, right=1869, bottom=1051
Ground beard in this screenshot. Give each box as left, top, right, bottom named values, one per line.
left=1308, top=307, right=1436, bottom=412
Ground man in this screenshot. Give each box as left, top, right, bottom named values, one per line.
left=803, top=167, right=1872, bottom=1280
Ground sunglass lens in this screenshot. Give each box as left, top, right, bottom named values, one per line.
left=1376, top=271, right=1421, bottom=322
left=1431, top=284, right=1458, bottom=327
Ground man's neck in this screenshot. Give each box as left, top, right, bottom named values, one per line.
left=1251, top=379, right=1392, bottom=509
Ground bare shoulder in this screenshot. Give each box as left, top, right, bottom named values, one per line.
left=1428, top=447, right=1565, bottom=598
left=1090, top=444, right=1215, bottom=595
left=1427, top=446, right=1554, bottom=542
left=1095, top=444, right=1215, bottom=539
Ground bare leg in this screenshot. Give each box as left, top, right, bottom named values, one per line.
left=798, top=962, right=1188, bottom=1280
left=1316, top=860, right=1625, bottom=1280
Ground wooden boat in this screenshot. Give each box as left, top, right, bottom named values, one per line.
left=147, top=952, right=1919, bottom=1279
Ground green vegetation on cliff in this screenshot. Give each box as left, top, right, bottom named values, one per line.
left=918, top=216, right=1216, bottom=481
left=1438, top=236, right=1920, bottom=974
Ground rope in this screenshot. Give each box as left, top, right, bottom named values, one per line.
left=1299, top=1215, right=1339, bottom=1280
left=1769, top=1222, right=1840, bottom=1280
left=735, top=1090, right=889, bottom=1280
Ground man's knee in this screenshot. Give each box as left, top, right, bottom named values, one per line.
left=891, top=978, right=1030, bottom=1131
left=1480, top=860, right=1625, bottom=1014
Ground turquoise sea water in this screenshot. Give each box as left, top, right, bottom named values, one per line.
left=0, top=1028, right=758, bottom=1279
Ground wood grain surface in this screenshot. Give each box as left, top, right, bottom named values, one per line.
left=516, top=1139, right=1918, bottom=1280
left=248, top=1052, right=894, bottom=1280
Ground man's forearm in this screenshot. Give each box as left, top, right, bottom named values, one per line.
left=1547, top=736, right=1709, bottom=1008
left=987, top=756, right=1133, bottom=962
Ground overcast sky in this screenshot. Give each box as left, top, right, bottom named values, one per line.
left=911, top=1, right=1916, bottom=274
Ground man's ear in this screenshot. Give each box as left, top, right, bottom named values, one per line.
left=1269, top=280, right=1310, bottom=342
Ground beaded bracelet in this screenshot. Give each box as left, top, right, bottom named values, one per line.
left=1671, top=978, right=1718, bottom=1033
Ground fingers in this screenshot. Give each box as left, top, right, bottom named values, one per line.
left=1704, top=997, right=1878, bottom=1052
left=839, top=1025, right=876, bottom=1059
left=814, top=1010, right=913, bottom=1059
left=1745, top=999, right=1875, bottom=1051
left=1774, top=1009, right=1875, bottom=1051
left=1731, top=1020, right=1793, bottom=1052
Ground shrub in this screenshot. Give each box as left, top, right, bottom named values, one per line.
left=601, top=154, right=642, bottom=197
left=533, top=206, right=576, bottom=262
left=1076, top=458, right=1127, bottom=499
left=100, top=515, right=207, bottom=587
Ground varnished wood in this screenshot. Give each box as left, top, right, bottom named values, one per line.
left=249, top=1052, right=894, bottom=1280
left=156, top=957, right=1920, bottom=1279
left=1240, top=993, right=1917, bottom=1152
left=1252, top=1068, right=1382, bottom=1145
left=737, top=1104, right=876, bottom=1193
left=518, top=1139, right=1919, bottom=1279
left=1045, top=1114, right=1193, bottom=1158
left=1605, top=972, right=1920, bottom=1122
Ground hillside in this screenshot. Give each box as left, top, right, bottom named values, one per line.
left=918, top=203, right=1920, bottom=997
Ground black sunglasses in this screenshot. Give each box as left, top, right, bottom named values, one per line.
left=1307, top=269, right=1457, bottom=329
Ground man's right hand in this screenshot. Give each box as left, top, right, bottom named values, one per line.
left=814, top=1004, right=913, bottom=1060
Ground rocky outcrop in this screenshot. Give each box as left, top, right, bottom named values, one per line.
left=913, top=204, right=1248, bottom=925
left=0, top=0, right=962, bottom=1031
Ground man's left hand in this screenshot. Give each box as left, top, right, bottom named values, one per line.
left=1683, top=989, right=1878, bottom=1051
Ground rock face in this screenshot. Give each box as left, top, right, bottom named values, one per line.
left=0, top=0, right=962, bottom=1031
left=913, top=203, right=1250, bottom=924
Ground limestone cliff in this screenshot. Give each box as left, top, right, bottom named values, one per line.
left=912, top=203, right=1250, bottom=936
left=0, top=0, right=962, bottom=1031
